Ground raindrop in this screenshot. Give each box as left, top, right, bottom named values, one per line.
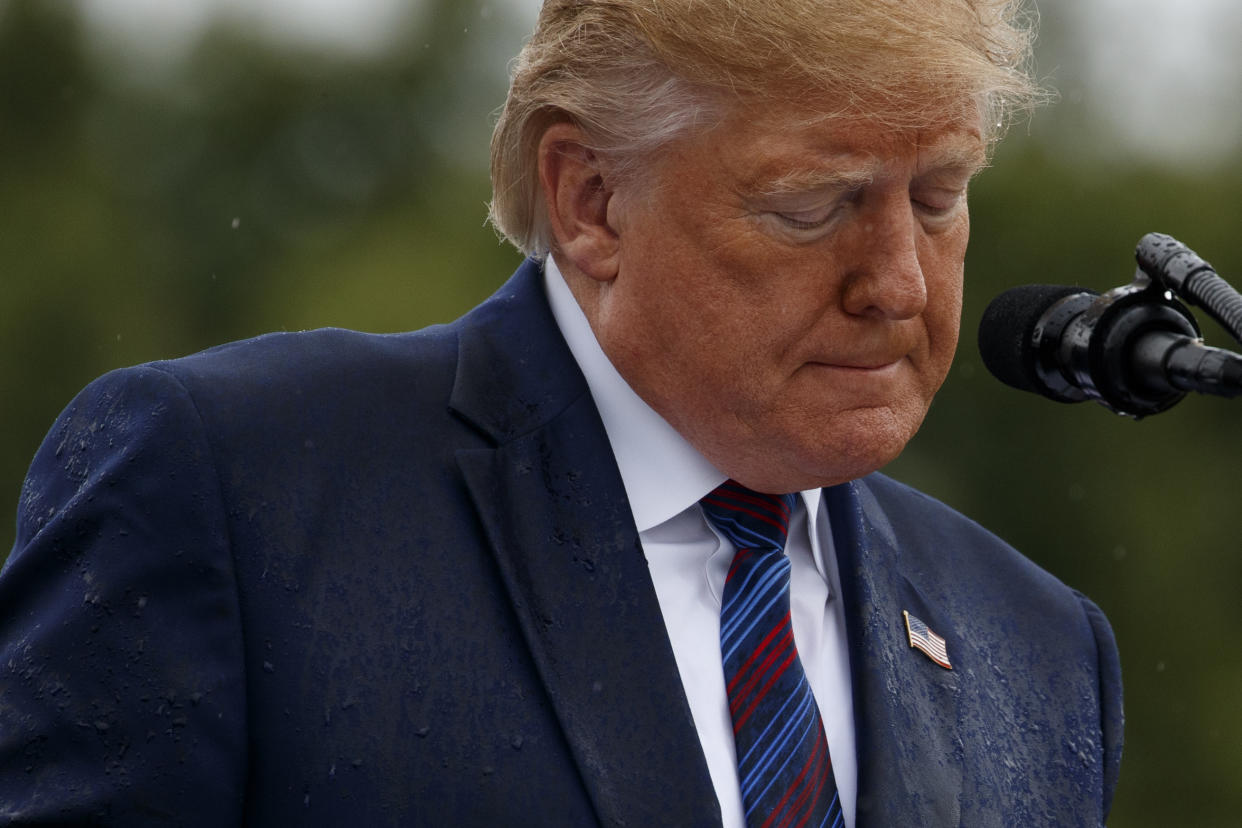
left=263, top=661, right=275, bottom=673
left=231, top=217, right=241, bottom=230
left=510, top=735, right=524, bottom=750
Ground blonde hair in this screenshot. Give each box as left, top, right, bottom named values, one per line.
left=489, top=0, right=1042, bottom=257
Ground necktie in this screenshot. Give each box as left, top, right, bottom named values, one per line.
left=701, top=480, right=842, bottom=828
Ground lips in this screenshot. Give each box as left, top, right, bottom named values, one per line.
left=803, top=349, right=911, bottom=371
left=814, top=357, right=905, bottom=371
left=801, top=330, right=920, bottom=372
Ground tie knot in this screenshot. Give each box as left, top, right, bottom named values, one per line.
left=699, top=480, right=796, bottom=553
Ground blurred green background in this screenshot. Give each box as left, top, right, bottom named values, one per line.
left=2, top=0, right=1239, bottom=824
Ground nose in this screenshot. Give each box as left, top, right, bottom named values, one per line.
left=840, top=197, right=928, bottom=321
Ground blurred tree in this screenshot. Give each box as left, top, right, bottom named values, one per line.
left=2, top=0, right=1240, bottom=825
left=0, top=0, right=523, bottom=553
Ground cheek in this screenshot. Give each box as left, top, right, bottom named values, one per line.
left=930, top=273, right=963, bottom=346
left=918, top=252, right=965, bottom=388
left=921, top=227, right=966, bottom=327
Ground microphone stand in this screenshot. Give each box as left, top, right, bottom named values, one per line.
left=1136, top=233, right=1242, bottom=346
left=1050, top=234, right=1242, bottom=418
left=1124, top=234, right=1242, bottom=410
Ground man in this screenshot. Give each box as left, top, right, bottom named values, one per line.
left=0, top=1, right=1121, bottom=825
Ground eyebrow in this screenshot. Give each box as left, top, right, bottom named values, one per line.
left=746, top=165, right=878, bottom=199
left=919, top=139, right=991, bottom=178
left=743, top=137, right=990, bottom=201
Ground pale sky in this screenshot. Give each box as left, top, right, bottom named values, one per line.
left=60, top=0, right=1242, bottom=165
left=72, top=0, right=434, bottom=57
left=1058, top=0, right=1242, bottom=164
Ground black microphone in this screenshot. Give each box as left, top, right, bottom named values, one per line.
left=978, top=281, right=1242, bottom=418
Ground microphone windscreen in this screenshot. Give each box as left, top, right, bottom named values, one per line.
left=977, top=284, right=1091, bottom=393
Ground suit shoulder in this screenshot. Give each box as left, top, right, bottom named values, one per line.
left=854, top=472, right=1084, bottom=608
left=33, top=323, right=478, bottom=485
left=156, top=325, right=458, bottom=392
left=855, top=472, right=1011, bottom=551
left=145, top=325, right=458, bottom=421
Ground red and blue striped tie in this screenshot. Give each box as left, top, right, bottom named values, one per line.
left=701, top=480, right=842, bottom=828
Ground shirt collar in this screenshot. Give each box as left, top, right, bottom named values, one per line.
left=543, top=256, right=830, bottom=582
left=544, top=255, right=725, bottom=532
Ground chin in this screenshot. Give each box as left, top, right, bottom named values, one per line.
left=794, top=414, right=922, bottom=488
left=728, top=438, right=903, bottom=494
left=697, top=405, right=927, bottom=493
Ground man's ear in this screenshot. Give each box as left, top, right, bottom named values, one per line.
left=538, top=122, right=620, bottom=283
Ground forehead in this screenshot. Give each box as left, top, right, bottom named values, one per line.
left=703, top=104, right=988, bottom=193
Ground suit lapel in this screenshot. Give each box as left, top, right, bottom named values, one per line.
left=451, top=261, right=721, bottom=827
left=826, top=479, right=965, bottom=827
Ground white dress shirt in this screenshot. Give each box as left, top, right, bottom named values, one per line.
left=543, top=257, right=857, bottom=828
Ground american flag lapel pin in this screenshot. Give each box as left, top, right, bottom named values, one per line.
left=903, top=610, right=952, bottom=670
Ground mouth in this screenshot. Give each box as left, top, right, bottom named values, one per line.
left=805, top=356, right=906, bottom=373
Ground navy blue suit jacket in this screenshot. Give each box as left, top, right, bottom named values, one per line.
left=1, top=259, right=1122, bottom=825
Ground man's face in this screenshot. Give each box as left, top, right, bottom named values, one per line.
left=588, top=103, right=987, bottom=493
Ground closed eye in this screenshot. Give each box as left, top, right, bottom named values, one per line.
left=771, top=187, right=861, bottom=232
left=912, top=188, right=967, bottom=222
left=776, top=205, right=838, bottom=230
